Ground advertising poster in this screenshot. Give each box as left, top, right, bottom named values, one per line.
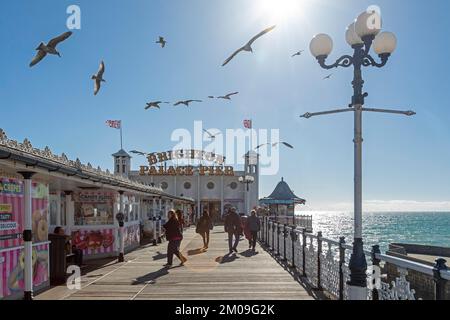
left=0, top=178, right=24, bottom=248
left=32, top=182, right=49, bottom=244
left=124, top=224, right=140, bottom=248
left=0, top=178, right=49, bottom=249
left=71, top=228, right=115, bottom=256
left=0, top=243, right=49, bottom=299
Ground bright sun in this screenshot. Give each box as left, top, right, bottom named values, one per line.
left=259, top=0, right=304, bottom=22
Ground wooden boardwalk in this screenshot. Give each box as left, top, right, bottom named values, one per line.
left=36, top=227, right=315, bottom=300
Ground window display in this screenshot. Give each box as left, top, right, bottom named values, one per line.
left=73, top=192, right=114, bottom=226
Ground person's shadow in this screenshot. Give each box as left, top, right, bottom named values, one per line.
left=187, top=248, right=206, bottom=256
left=215, top=253, right=240, bottom=264
left=152, top=251, right=167, bottom=260
left=239, top=249, right=259, bottom=258
left=132, top=266, right=172, bottom=285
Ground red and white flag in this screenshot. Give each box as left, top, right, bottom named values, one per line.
left=243, top=119, right=252, bottom=129
left=105, top=120, right=121, bottom=129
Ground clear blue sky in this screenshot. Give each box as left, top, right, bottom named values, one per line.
left=1, top=0, right=450, bottom=211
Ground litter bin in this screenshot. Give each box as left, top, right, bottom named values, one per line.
left=48, top=233, right=68, bottom=285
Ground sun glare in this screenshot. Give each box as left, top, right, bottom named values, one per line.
left=259, top=0, right=304, bottom=22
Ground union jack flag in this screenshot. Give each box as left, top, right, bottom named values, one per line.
left=105, top=120, right=121, bottom=129
left=243, top=119, right=252, bottom=129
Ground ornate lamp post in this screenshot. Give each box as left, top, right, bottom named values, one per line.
left=301, top=9, right=415, bottom=300
left=238, top=175, right=255, bottom=214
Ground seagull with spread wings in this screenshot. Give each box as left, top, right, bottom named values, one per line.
left=29, top=31, right=73, bottom=67
left=222, top=25, right=276, bottom=67
left=173, top=100, right=203, bottom=107
left=323, top=73, right=333, bottom=80
left=145, top=101, right=170, bottom=110
left=292, top=50, right=304, bottom=57
left=92, top=61, right=106, bottom=95
left=256, top=142, right=294, bottom=150
left=130, top=150, right=148, bottom=156
left=156, top=36, right=166, bottom=48
left=217, top=92, right=239, bottom=100
left=203, top=129, right=222, bottom=140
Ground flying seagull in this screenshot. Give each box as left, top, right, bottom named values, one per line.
left=217, top=92, right=239, bottom=100
left=92, top=61, right=106, bottom=95
left=256, top=142, right=294, bottom=149
left=203, top=129, right=222, bottom=139
left=29, top=31, right=73, bottom=67
left=323, top=73, right=333, bottom=80
left=130, top=150, right=148, bottom=156
left=156, top=36, right=166, bottom=48
left=174, top=100, right=203, bottom=107
left=292, top=50, right=304, bottom=57
left=145, top=101, right=170, bottom=110
left=222, top=25, right=276, bottom=67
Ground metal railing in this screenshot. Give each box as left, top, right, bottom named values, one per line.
left=259, top=217, right=450, bottom=300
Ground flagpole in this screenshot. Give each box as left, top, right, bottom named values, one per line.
left=120, top=123, right=123, bottom=150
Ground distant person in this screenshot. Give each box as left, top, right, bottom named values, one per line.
left=224, top=207, right=242, bottom=254
left=242, top=216, right=252, bottom=248
left=247, top=210, right=261, bottom=251
left=196, top=210, right=212, bottom=249
left=53, top=226, right=83, bottom=267
left=163, top=210, right=187, bottom=267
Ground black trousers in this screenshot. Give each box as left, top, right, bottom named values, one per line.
left=228, top=232, right=240, bottom=251
left=167, top=240, right=182, bottom=265
left=200, top=230, right=210, bottom=247
left=250, top=231, right=258, bottom=249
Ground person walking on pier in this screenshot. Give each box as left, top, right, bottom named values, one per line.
left=196, top=210, right=212, bottom=249
left=224, top=207, right=242, bottom=254
left=247, top=210, right=260, bottom=251
left=163, top=210, right=187, bottom=267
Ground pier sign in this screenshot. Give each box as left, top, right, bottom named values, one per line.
left=146, top=149, right=226, bottom=165
left=139, top=165, right=235, bottom=176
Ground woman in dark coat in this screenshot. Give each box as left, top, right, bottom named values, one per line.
left=163, top=210, right=187, bottom=267
left=196, top=210, right=212, bottom=249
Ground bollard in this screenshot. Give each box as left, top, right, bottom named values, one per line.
left=339, top=237, right=346, bottom=300
left=371, top=245, right=381, bottom=300
left=317, top=231, right=323, bottom=290
left=433, top=258, right=448, bottom=300
left=302, top=229, right=306, bottom=277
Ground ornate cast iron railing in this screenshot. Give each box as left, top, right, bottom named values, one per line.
left=259, top=217, right=450, bottom=300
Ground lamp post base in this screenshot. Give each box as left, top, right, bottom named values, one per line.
left=347, top=285, right=368, bottom=300
left=347, top=237, right=368, bottom=300
left=23, top=291, right=33, bottom=301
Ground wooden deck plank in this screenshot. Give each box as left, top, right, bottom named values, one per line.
left=35, top=228, right=314, bottom=300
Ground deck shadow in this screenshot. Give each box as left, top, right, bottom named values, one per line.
left=132, top=266, right=170, bottom=285
left=152, top=251, right=167, bottom=260
left=239, top=249, right=259, bottom=258
left=215, top=253, right=240, bottom=264
left=187, top=248, right=207, bottom=256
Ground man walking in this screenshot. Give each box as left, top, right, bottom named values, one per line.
left=247, top=210, right=260, bottom=251
left=224, top=207, right=242, bottom=254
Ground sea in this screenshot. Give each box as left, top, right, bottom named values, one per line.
left=296, top=211, right=450, bottom=253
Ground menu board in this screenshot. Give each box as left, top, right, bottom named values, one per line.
left=0, top=178, right=24, bottom=248
left=0, top=178, right=49, bottom=249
